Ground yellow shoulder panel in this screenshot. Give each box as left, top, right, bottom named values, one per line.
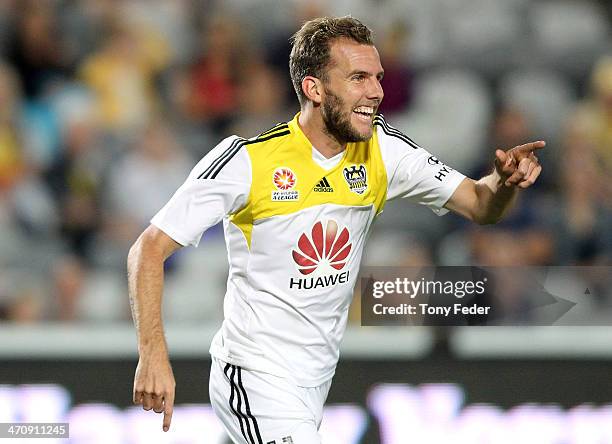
left=230, top=116, right=388, bottom=248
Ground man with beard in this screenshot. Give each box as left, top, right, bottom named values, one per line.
left=128, top=16, right=544, bottom=443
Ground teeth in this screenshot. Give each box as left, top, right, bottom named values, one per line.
left=354, top=106, right=374, bottom=115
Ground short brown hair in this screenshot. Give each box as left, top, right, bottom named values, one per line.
left=289, top=16, right=374, bottom=106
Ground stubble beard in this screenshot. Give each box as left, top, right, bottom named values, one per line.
left=321, top=86, right=371, bottom=145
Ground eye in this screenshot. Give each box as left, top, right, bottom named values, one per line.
left=351, top=74, right=365, bottom=82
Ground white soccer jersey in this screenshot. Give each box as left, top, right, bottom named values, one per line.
left=151, top=114, right=465, bottom=386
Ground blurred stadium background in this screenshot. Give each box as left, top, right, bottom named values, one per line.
left=0, top=0, right=611, bottom=442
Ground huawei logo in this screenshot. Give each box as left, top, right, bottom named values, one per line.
left=273, top=167, right=296, bottom=190
left=292, top=220, right=352, bottom=275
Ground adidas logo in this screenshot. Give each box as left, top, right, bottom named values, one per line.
left=266, top=437, right=293, bottom=444
left=313, top=177, right=334, bottom=193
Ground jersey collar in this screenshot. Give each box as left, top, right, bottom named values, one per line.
left=288, top=112, right=351, bottom=175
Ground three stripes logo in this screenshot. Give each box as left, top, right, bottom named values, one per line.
left=224, top=364, right=263, bottom=444
left=313, top=177, right=334, bottom=193
left=373, top=114, right=420, bottom=150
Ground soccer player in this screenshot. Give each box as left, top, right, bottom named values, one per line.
left=128, top=16, right=544, bottom=443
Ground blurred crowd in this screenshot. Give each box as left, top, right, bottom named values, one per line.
left=0, top=0, right=610, bottom=324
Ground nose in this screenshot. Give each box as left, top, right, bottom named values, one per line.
left=367, top=77, right=384, bottom=103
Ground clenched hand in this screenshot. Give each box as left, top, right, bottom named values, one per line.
left=133, top=352, right=176, bottom=432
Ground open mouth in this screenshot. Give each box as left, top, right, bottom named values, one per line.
left=353, top=106, right=375, bottom=121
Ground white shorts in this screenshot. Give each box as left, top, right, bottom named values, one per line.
left=209, top=357, right=332, bottom=444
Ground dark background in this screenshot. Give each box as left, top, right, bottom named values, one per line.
left=3, top=357, right=611, bottom=408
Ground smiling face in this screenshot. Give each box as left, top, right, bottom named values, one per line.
left=319, top=38, right=384, bottom=144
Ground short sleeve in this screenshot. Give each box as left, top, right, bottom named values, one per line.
left=375, top=116, right=466, bottom=216
left=151, top=136, right=251, bottom=246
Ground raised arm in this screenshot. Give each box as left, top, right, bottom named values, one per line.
left=445, top=141, right=545, bottom=224
left=128, top=224, right=183, bottom=432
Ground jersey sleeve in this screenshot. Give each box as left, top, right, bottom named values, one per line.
left=151, top=136, right=251, bottom=247
left=375, top=116, right=466, bottom=216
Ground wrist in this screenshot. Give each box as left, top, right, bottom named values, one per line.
left=138, top=334, right=168, bottom=356
left=483, top=169, right=505, bottom=193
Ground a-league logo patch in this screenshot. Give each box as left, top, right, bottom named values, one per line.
left=271, top=167, right=299, bottom=201
left=342, top=164, right=368, bottom=194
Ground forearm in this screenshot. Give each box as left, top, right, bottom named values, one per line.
left=128, top=235, right=168, bottom=355
left=474, top=169, right=518, bottom=224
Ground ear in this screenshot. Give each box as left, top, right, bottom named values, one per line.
left=302, top=76, right=322, bottom=105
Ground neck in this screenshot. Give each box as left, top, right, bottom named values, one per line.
left=298, top=105, right=346, bottom=159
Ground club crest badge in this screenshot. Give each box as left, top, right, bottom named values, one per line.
left=342, top=164, right=368, bottom=195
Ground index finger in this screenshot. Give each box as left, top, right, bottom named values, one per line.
left=514, top=141, right=546, bottom=154
left=163, top=392, right=174, bottom=432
